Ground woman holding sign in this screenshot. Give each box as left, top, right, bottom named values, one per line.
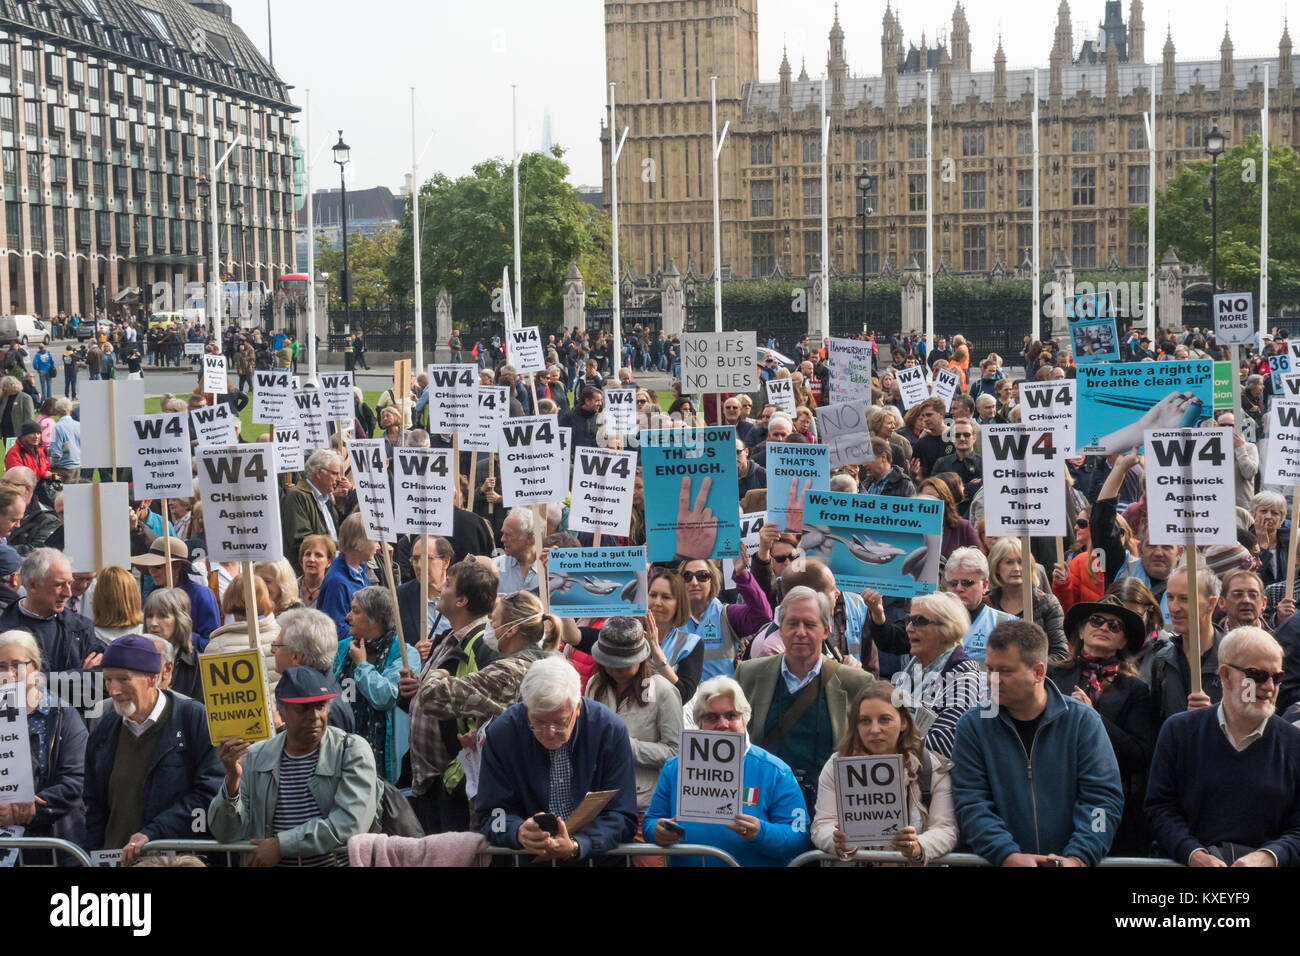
left=985, top=539, right=1067, bottom=664
left=811, top=682, right=958, bottom=864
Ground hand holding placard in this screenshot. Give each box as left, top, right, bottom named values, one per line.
left=675, top=476, right=717, bottom=559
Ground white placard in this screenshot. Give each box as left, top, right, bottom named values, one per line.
left=347, top=439, right=395, bottom=542
left=462, top=385, right=509, bottom=454
left=293, top=388, right=328, bottom=450
left=722, top=510, right=767, bottom=590
left=931, top=367, right=962, bottom=411
left=507, top=326, right=546, bottom=375
left=251, top=370, right=295, bottom=425
left=63, top=482, right=131, bottom=572
left=0, top=683, right=34, bottom=803
left=80, top=378, right=145, bottom=468
left=196, top=445, right=283, bottom=562
left=569, top=448, right=637, bottom=537
left=676, top=729, right=745, bottom=826
left=895, top=365, right=930, bottom=410
left=603, top=387, right=638, bottom=437
left=1213, top=293, right=1255, bottom=346
left=1144, top=428, right=1236, bottom=546
left=0, top=825, right=22, bottom=867
left=815, top=401, right=876, bottom=469
left=424, top=364, right=478, bottom=433
left=981, top=424, right=1067, bottom=536
left=89, top=849, right=124, bottom=867
left=833, top=754, right=906, bottom=846
left=828, top=337, right=873, bottom=404
left=1017, top=380, right=1077, bottom=458
left=128, top=413, right=192, bottom=499
left=681, top=331, right=758, bottom=393
left=184, top=342, right=205, bottom=356
left=766, top=377, right=796, bottom=415
left=1265, top=400, right=1300, bottom=486
left=393, top=447, right=455, bottom=535
left=190, top=402, right=238, bottom=446
left=498, top=414, right=568, bottom=505
left=272, top=426, right=305, bottom=474
left=319, top=370, right=354, bottom=421
left=202, top=354, right=227, bottom=394
left=1278, top=373, right=1300, bottom=400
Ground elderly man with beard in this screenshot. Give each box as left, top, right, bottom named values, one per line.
left=1146, top=627, right=1300, bottom=866
left=83, top=635, right=222, bottom=862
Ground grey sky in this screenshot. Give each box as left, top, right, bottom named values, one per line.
left=228, top=0, right=1291, bottom=194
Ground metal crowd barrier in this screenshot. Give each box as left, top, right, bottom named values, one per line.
left=483, top=842, right=741, bottom=867
left=0, top=836, right=94, bottom=867
left=788, top=849, right=1182, bottom=867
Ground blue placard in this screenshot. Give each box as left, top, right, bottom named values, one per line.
left=766, top=442, right=830, bottom=531
left=548, top=547, right=648, bottom=619
left=1067, top=300, right=1120, bottom=364
left=639, top=426, right=741, bottom=562
left=1075, top=360, right=1214, bottom=455
left=801, top=491, right=943, bottom=596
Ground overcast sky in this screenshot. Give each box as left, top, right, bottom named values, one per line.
left=227, top=0, right=1290, bottom=194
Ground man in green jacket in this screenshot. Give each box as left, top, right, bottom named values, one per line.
left=280, top=449, right=344, bottom=574
left=209, top=667, right=379, bottom=866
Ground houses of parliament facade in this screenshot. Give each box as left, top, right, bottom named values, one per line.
left=601, top=0, right=1294, bottom=285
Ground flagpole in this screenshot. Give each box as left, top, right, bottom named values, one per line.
left=1146, top=64, right=1156, bottom=340
left=305, top=88, right=316, bottom=385
left=411, top=88, right=424, bottom=369
left=925, top=70, right=934, bottom=353
left=710, top=76, right=729, bottom=335
left=512, top=85, right=522, bottom=333
left=610, top=83, right=628, bottom=373
left=820, top=74, right=830, bottom=345
left=1032, top=69, right=1040, bottom=344
left=1261, top=64, right=1270, bottom=341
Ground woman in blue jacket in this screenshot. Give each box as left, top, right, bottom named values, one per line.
left=333, top=586, right=409, bottom=783
left=645, top=676, right=809, bottom=867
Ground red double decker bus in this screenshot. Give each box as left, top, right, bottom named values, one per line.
left=276, top=273, right=311, bottom=296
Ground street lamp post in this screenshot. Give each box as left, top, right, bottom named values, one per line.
left=1205, top=122, right=1226, bottom=296
left=856, top=170, right=874, bottom=325
left=333, top=131, right=351, bottom=335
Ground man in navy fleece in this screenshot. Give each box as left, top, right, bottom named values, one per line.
left=1145, top=627, right=1300, bottom=867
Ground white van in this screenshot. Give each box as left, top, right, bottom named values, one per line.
left=0, top=314, right=50, bottom=345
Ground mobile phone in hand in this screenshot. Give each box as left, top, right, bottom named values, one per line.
left=662, top=820, right=686, bottom=838
left=533, top=812, right=559, bottom=836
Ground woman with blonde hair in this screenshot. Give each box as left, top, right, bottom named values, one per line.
left=985, top=537, right=1067, bottom=662
left=254, top=558, right=303, bottom=614
left=92, top=566, right=144, bottom=645
left=204, top=574, right=281, bottom=690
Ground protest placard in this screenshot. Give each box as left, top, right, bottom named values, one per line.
left=834, top=754, right=906, bottom=846
left=190, top=402, right=238, bottom=446
left=0, top=825, right=22, bottom=867
left=1067, top=292, right=1120, bottom=364
left=1264, top=400, right=1300, bottom=486
left=459, top=385, right=508, bottom=455
left=128, top=413, right=191, bottom=500
left=63, top=482, right=131, bottom=572
left=828, top=337, right=873, bottom=404
left=196, top=445, right=282, bottom=562
left=348, top=439, right=395, bottom=542
left=569, top=447, right=637, bottom=537
left=1213, top=293, right=1255, bottom=346
left=639, top=426, right=741, bottom=562
left=393, top=447, right=454, bottom=535
left=499, top=415, right=568, bottom=506
left=681, top=332, right=757, bottom=393
left=89, top=850, right=123, bottom=867
left=507, top=326, right=546, bottom=375
left=722, top=511, right=767, bottom=590
left=548, top=546, right=648, bottom=618
left=319, top=370, right=354, bottom=421
left=0, top=681, right=35, bottom=803
left=1270, top=350, right=1293, bottom=393
left=1144, top=428, right=1236, bottom=546
left=80, top=378, right=144, bottom=469
left=1075, top=360, right=1213, bottom=455
left=425, top=364, right=478, bottom=433
left=184, top=342, right=205, bottom=356
left=292, top=388, right=328, bottom=450
left=801, top=491, right=942, bottom=596
left=676, top=730, right=745, bottom=826
left=202, top=354, right=227, bottom=394
left=251, top=370, right=295, bottom=425
left=766, top=377, right=796, bottom=415
left=272, top=426, right=304, bottom=474
left=603, top=387, right=638, bottom=437
left=766, top=442, right=829, bottom=531
left=981, top=425, right=1067, bottom=536
left=1017, top=380, right=1076, bottom=458
left=895, top=365, right=930, bottom=409
left=1213, top=362, right=1235, bottom=411
left=931, top=367, right=962, bottom=411
left=198, top=648, right=273, bottom=746
left=815, top=402, right=875, bottom=469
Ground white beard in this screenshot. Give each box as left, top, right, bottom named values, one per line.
left=112, top=699, right=137, bottom=718
left=1237, top=698, right=1276, bottom=723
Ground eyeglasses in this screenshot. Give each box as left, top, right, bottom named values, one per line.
left=1225, top=663, right=1285, bottom=686
left=947, top=578, right=980, bottom=589
left=636, top=398, right=648, bottom=406
left=528, top=710, right=576, bottom=736
left=1085, top=615, right=1125, bottom=634
left=700, top=710, right=744, bottom=725
left=269, top=642, right=288, bottom=651
left=1075, top=518, right=1090, bottom=529
left=953, top=432, right=973, bottom=440
left=903, top=614, right=934, bottom=628
left=681, top=570, right=714, bottom=583
left=771, top=551, right=800, bottom=564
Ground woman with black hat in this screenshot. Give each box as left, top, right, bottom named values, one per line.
left=1049, top=595, right=1158, bottom=857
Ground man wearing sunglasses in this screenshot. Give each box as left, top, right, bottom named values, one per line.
left=1146, top=627, right=1300, bottom=866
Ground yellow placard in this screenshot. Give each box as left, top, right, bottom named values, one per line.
left=198, top=648, right=274, bottom=746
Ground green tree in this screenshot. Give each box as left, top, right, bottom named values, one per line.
left=316, top=226, right=404, bottom=310
left=1135, top=136, right=1300, bottom=291
left=387, top=145, right=611, bottom=313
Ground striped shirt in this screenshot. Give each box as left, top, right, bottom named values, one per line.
left=273, top=749, right=342, bottom=867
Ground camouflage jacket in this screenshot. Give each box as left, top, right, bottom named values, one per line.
left=418, top=645, right=550, bottom=723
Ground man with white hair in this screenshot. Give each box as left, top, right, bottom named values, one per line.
left=752, top=413, right=796, bottom=468
left=475, top=656, right=637, bottom=862
left=973, top=393, right=1002, bottom=427
left=1146, top=627, right=1300, bottom=866
left=280, top=449, right=344, bottom=574
left=494, top=507, right=540, bottom=597
left=735, top=586, right=873, bottom=811
left=0, top=547, right=101, bottom=671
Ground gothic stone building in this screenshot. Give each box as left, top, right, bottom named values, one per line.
left=601, top=0, right=1295, bottom=285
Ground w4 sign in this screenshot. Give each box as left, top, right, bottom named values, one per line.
left=981, top=425, right=1065, bottom=536
left=1144, top=429, right=1235, bottom=546
left=129, top=413, right=191, bottom=499
left=196, top=446, right=282, bottom=562
left=507, top=326, right=546, bottom=375
left=499, top=414, right=568, bottom=506
left=1017, top=380, right=1076, bottom=457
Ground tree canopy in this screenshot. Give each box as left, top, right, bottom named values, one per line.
left=315, top=227, right=403, bottom=310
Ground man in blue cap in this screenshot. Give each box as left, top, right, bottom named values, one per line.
left=83, top=634, right=222, bottom=863
left=208, top=666, right=380, bottom=866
